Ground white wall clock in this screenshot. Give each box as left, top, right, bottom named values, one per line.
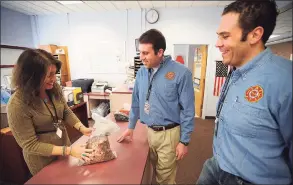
left=146, top=9, right=159, bottom=24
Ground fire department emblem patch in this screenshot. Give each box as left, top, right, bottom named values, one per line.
left=245, top=85, right=264, bottom=103
left=165, top=72, right=175, bottom=80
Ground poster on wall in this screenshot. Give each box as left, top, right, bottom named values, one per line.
left=175, top=55, right=185, bottom=64
left=197, top=48, right=202, bottom=62
left=198, top=53, right=202, bottom=62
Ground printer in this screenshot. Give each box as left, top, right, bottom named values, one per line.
left=91, top=81, right=108, bottom=93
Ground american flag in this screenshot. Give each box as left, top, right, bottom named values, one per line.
left=213, top=61, right=230, bottom=96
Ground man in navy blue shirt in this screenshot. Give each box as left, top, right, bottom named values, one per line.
left=117, top=29, right=195, bottom=184
left=197, top=1, right=292, bottom=184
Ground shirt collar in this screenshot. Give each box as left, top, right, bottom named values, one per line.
left=152, top=66, right=159, bottom=72
left=235, top=48, right=272, bottom=77
left=149, top=55, right=172, bottom=72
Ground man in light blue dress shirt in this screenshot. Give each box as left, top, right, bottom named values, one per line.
left=197, top=0, right=292, bottom=185
left=117, top=29, right=195, bottom=184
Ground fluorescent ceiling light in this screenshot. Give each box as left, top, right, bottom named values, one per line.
left=269, top=35, right=280, bottom=39
left=57, top=1, right=83, bottom=5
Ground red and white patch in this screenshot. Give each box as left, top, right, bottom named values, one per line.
left=245, top=85, right=264, bottom=103
left=165, top=72, right=175, bottom=80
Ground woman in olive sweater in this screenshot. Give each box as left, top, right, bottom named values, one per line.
left=7, top=49, right=93, bottom=175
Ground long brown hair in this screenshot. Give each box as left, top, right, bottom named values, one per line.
left=12, top=49, right=62, bottom=105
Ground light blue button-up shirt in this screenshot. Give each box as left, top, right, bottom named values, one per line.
left=128, top=56, right=195, bottom=143
left=214, top=48, right=292, bottom=184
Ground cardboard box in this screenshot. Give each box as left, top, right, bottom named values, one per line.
left=38, top=44, right=58, bottom=54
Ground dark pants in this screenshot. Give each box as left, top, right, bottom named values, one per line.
left=196, top=157, right=254, bottom=185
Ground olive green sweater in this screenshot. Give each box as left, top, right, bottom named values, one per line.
left=7, top=89, right=80, bottom=175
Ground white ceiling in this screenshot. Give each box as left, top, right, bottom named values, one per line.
left=1, top=1, right=290, bottom=15
left=1, top=1, right=292, bottom=42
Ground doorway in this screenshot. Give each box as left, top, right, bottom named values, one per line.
left=193, top=45, right=208, bottom=118
left=173, top=44, right=208, bottom=118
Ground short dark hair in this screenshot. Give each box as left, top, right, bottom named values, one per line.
left=223, top=0, right=279, bottom=44
left=12, top=49, right=62, bottom=104
left=139, top=29, right=166, bottom=54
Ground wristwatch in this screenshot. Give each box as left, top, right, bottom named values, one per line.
left=180, top=141, right=189, bottom=146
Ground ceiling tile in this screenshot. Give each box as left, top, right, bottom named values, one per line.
left=96, top=1, right=117, bottom=11
left=179, top=1, right=193, bottom=7
left=19, top=1, right=54, bottom=14
left=1, top=1, right=33, bottom=15
left=28, top=1, right=63, bottom=14
left=217, top=1, right=234, bottom=7
left=83, top=1, right=105, bottom=11
left=63, top=3, right=95, bottom=13
left=2, top=1, right=45, bottom=15
left=192, top=1, right=219, bottom=7
left=166, top=1, right=179, bottom=8
left=152, top=1, right=165, bottom=8
left=111, top=1, right=127, bottom=10
left=137, top=1, right=153, bottom=9
left=124, top=1, right=140, bottom=10
left=41, top=1, right=72, bottom=13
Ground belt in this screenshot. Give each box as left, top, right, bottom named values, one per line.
left=149, top=123, right=179, bottom=131
left=221, top=168, right=254, bottom=185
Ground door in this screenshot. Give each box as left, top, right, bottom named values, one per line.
left=193, top=45, right=208, bottom=117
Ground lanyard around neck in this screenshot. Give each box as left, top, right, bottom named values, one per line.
left=216, top=68, right=234, bottom=118
left=146, top=68, right=161, bottom=101
left=42, top=93, right=59, bottom=123
left=145, top=60, right=166, bottom=101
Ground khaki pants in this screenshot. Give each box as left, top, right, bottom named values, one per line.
left=147, top=126, right=180, bottom=185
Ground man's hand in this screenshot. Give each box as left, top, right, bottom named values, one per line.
left=176, top=142, right=188, bottom=160
left=117, top=129, right=134, bottom=143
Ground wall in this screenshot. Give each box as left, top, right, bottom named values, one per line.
left=1, top=6, right=34, bottom=87
left=267, top=41, right=292, bottom=60
left=1, top=6, right=34, bottom=47
left=31, top=14, right=69, bottom=48
left=32, top=10, right=142, bottom=86
left=173, top=44, right=189, bottom=68
left=68, top=11, right=128, bottom=85
left=31, top=6, right=224, bottom=117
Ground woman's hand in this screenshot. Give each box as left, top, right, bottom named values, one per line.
left=69, top=144, right=94, bottom=162
left=80, top=127, right=93, bottom=136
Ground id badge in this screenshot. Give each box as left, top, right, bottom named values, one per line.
left=214, top=117, right=219, bottom=137
left=144, top=101, right=150, bottom=114
left=56, top=127, right=62, bottom=138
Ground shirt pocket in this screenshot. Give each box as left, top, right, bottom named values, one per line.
left=164, top=83, right=177, bottom=101
left=224, top=101, right=268, bottom=138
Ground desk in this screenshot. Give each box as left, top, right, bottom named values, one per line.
left=83, top=92, right=110, bottom=118
left=25, top=113, right=152, bottom=184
